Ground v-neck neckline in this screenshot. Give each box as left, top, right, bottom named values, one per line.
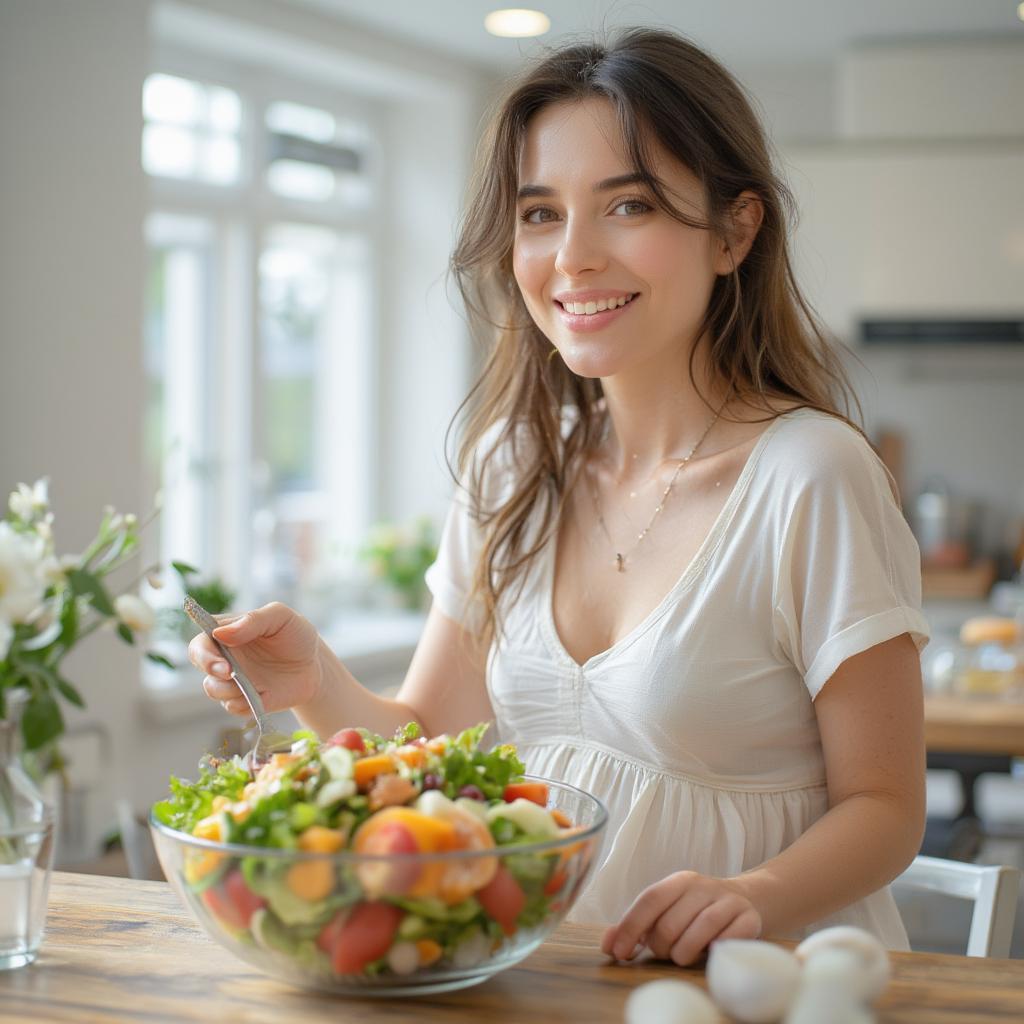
left=541, top=410, right=793, bottom=672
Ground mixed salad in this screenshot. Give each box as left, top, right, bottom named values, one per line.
left=152, top=723, right=593, bottom=980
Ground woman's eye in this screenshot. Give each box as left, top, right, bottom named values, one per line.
left=520, top=206, right=559, bottom=224
left=612, top=199, right=652, bottom=216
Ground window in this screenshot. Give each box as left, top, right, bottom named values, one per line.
left=141, top=67, right=377, bottom=659
left=143, top=74, right=242, bottom=185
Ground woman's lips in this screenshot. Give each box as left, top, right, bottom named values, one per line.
left=555, top=295, right=639, bottom=333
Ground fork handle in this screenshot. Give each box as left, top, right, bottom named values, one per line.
left=210, top=639, right=266, bottom=726
left=184, top=599, right=267, bottom=727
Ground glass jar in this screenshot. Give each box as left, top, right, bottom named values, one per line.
left=953, top=617, right=1023, bottom=699
left=0, top=687, right=57, bottom=970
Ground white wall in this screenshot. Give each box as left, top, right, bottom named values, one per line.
left=0, top=0, right=152, bottom=860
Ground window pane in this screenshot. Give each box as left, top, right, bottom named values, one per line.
left=143, top=73, right=203, bottom=126
left=266, top=159, right=335, bottom=201
left=143, top=73, right=242, bottom=185
left=208, top=87, right=241, bottom=133
left=202, top=135, right=240, bottom=185
left=143, top=124, right=198, bottom=179
left=143, top=213, right=217, bottom=623
left=254, top=224, right=371, bottom=616
left=266, top=100, right=335, bottom=142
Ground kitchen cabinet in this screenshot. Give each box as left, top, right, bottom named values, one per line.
left=782, top=143, right=1024, bottom=343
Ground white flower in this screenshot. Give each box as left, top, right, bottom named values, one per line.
left=0, top=619, right=12, bottom=661
left=114, top=593, right=156, bottom=632
left=0, top=522, right=49, bottom=625
left=8, top=478, right=50, bottom=521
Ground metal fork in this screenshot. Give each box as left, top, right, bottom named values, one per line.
left=183, top=596, right=294, bottom=777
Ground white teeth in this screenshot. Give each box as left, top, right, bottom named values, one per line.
left=562, top=294, right=633, bottom=315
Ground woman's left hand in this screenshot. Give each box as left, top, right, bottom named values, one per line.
left=600, top=871, right=763, bottom=966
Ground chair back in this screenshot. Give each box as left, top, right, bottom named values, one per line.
left=895, top=855, right=1021, bottom=957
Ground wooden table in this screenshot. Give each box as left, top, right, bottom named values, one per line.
left=1, top=873, right=1023, bottom=1022
left=925, top=695, right=1024, bottom=758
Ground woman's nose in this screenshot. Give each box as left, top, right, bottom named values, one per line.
left=554, top=218, right=607, bottom=278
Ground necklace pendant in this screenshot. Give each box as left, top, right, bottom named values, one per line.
left=615, top=553, right=625, bottom=572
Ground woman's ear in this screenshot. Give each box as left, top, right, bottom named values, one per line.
left=712, top=190, right=764, bottom=275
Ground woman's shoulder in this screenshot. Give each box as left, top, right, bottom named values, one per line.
left=758, top=405, right=892, bottom=501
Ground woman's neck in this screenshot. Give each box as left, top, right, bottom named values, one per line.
left=594, top=352, right=733, bottom=487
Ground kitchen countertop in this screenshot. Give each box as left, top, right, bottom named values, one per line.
left=3, top=873, right=1024, bottom=1022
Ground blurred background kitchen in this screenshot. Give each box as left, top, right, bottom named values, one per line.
left=1, top=0, right=1023, bottom=953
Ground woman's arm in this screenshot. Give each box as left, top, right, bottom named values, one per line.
left=603, top=632, right=925, bottom=964
left=292, top=604, right=492, bottom=740
left=731, top=631, right=926, bottom=934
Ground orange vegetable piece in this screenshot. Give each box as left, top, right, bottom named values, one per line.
left=436, top=806, right=497, bottom=905
left=550, top=808, right=573, bottom=829
left=353, top=807, right=456, bottom=855
left=185, top=813, right=226, bottom=883
left=416, top=939, right=443, bottom=967
left=353, top=753, right=399, bottom=789
left=394, top=745, right=426, bottom=768
left=502, top=781, right=549, bottom=806
left=353, top=807, right=457, bottom=899
left=298, top=825, right=346, bottom=853
left=286, top=860, right=335, bottom=902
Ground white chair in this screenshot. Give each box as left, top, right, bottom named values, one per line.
left=893, top=855, right=1021, bottom=957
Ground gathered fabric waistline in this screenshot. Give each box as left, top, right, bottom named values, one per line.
left=515, top=735, right=829, bottom=796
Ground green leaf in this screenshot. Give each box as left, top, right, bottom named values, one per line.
left=116, top=623, right=135, bottom=645
left=171, top=560, right=199, bottom=578
left=22, top=692, right=64, bottom=751
left=67, top=569, right=116, bottom=617
left=58, top=591, right=80, bottom=648
left=55, top=676, right=85, bottom=708
left=146, top=652, right=177, bottom=670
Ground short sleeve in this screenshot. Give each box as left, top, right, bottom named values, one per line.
left=424, top=486, right=486, bottom=634
left=771, top=421, right=931, bottom=699
left=423, top=420, right=513, bottom=635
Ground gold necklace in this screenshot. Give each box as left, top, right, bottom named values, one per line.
left=586, top=404, right=725, bottom=573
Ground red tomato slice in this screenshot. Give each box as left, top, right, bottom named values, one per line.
left=502, top=782, right=549, bottom=806
left=317, top=909, right=349, bottom=955
left=326, top=728, right=366, bottom=754
left=201, top=870, right=265, bottom=931
left=330, top=901, right=404, bottom=974
left=476, top=865, right=526, bottom=936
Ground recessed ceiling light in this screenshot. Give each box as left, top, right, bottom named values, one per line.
left=484, top=9, right=551, bottom=38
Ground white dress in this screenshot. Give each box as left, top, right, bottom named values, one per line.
left=425, top=408, right=930, bottom=948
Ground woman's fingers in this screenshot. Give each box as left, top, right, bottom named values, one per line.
left=212, top=602, right=292, bottom=646
left=188, top=634, right=231, bottom=677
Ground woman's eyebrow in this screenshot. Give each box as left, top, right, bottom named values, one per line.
left=516, top=172, right=648, bottom=200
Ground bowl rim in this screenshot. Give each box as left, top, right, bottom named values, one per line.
left=149, top=773, right=608, bottom=862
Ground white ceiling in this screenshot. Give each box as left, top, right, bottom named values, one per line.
left=288, top=0, right=1023, bottom=72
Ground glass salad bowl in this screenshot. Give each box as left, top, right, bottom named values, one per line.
left=149, top=726, right=607, bottom=997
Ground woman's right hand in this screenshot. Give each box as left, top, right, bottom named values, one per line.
left=188, top=602, right=323, bottom=716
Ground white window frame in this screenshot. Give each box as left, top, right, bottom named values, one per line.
left=142, top=45, right=383, bottom=629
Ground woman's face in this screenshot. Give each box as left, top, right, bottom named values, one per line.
left=512, top=98, right=729, bottom=380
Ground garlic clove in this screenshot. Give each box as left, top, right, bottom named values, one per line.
left=624, top=979, right=719, bottom=1024
left=794, top=926, right=890, bottom=1003
left=706, top=939, right=801, bottom=1023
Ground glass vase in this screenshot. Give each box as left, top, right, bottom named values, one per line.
left=0, top=687, right=57, bottom=970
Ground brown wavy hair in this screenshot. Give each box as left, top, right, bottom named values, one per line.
left=447, top=27, right=861, bottom=647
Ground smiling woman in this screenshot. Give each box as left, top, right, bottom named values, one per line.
left=188, top=27, right=929, bottom=970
